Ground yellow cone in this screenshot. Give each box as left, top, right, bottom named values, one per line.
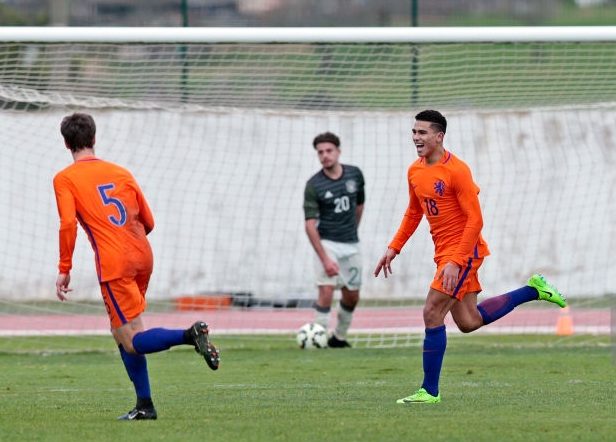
left=556, top=306, right=574, bottom=336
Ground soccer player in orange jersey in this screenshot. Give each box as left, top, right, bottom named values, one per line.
left=374, top=110, right=567, bottom=404
left=53, top=113, right=220, bottom=420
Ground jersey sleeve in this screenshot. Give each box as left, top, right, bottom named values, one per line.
left=388, top=172, right=423, bottom=253
left=450, top=163, right=484, bottom=266
left=53, top=173, right=77, bottom=274
left=303, top=182, right=319, bottom=220
left=356, top=168, right=365, bottom=205
left=131, top=178, right=154, bottom=234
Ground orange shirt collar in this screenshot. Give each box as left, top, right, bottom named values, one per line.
left=76, top=154, right=98, bottom=162
left=419, top=149, right=451, bottom=165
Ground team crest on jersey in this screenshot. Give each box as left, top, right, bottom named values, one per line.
left=434, top=179, right=445, bottom=196
left=345, top=179, right=357, bottom=193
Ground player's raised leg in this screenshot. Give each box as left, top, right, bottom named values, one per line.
left=450, top=292, right=483, bottom=333
left=476, top=274, right=566, bottom=327
left=117, top=319, right=220, bottom=370
left=105, top=276, right=220, bottom=370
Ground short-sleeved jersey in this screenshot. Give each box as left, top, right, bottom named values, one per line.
left=53, top=155, right=154, bottom=282
left=389, top=150, right=490, bottom=266
left=304, top=164, right=365, bottom=243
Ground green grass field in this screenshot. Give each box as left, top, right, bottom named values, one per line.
left=0, top=335, right=614, bottom=442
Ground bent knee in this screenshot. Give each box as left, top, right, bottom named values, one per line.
left=456, top=321, right=481, bottom=333
left=123, top=342, right=139, bottom=354
left=423, top=306, right=445, bottom=325
left=458, top=325, right=475, bottom=334
left=113, top=332, right=138, bottom=354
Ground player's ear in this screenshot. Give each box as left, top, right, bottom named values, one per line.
left=92, top=135, right=96, bottom=147
left=64, top=140, right=71, bottom=150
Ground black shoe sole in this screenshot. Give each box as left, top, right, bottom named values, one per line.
left=192, top=321, right=220, bottom=370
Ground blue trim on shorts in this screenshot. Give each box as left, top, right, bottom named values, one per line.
left=452, top=258, right=473, bottom=300
left=105, top=281, right=127, bottom=325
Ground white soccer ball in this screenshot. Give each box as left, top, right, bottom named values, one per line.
left=296, top=323, right=328, bottom=349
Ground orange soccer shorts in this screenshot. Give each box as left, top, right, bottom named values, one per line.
left=100, top=272, right=150, bottom=329
left=430, top=257, right=484, bottom=301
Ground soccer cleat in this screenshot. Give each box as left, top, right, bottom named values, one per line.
left=328, top=334, right=351, bottom=348
left=396, top=388, right=441, bottom=404
left=527, top=274, right=567, bottom=308
left=188, top=321, right=220, bottom=370
left=117, top=406, right=157, bottom=420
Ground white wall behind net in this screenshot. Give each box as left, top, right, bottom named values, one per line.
left=0, top=105, right=614, bottom=301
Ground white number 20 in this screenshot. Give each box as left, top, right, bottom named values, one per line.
left=334, top=196, right=350, bottom=213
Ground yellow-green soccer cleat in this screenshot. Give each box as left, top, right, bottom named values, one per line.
left=528, top=274, right=567, bottom=308
left=396, top=388, right=441, bottom=404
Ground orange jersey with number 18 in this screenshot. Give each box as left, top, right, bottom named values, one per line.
left=389, top=150, right=490, bottom=266
left=53, top=155, right=154, bottom=282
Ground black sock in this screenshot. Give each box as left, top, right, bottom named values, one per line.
left=183, top=328, right=193, bottom=344
left=137, top=397, right=154, bottom=410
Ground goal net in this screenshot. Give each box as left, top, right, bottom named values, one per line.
left=0, top=27, right=613, bottom=347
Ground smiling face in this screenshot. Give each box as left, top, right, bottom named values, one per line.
left=315, top=141, right=341, bottom=170
left=412, top=120, right=445, bottom=164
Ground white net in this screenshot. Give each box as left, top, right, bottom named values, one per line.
left=2, top=40, right=616, bottom=110
left=0, top=32, right=613, bottom=344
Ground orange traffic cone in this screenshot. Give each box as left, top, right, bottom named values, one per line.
left=556, top=306, right=574, bottom=336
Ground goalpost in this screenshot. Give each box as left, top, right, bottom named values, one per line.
left=0, top=27, right=613, bottom=346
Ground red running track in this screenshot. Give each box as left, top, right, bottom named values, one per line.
left=0, top=306, right=610, bottom=336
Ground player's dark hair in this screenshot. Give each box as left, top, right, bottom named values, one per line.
left=61, top=113, right=96, bottom=152
left=415, top=110, right=447, bottom=134
left=312, top=131, right=340, bottom=149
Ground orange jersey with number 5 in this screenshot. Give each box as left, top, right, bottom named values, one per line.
left=53, top=155, right=154, bottom=282
left=389, top=150, right=490, bottom=266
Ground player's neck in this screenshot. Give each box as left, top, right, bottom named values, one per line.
left=424, top=146, right=446, bottom=165
left=322, top=163, right=343, bottom=180
left=72, top=148, right=95, bottom=162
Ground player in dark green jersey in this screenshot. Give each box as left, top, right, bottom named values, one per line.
left=304, top=132, right=365, bottom=348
